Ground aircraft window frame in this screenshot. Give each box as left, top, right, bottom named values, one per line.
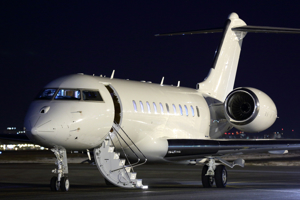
left=166, top=103, right=170, bottom=114
left=153, top=102, right=157, bottom=114
left=184, top=105, right=188, bottom=116
left=54, top=89, right=81, bottom=100
left=140, top=101, right=144, bottom=113
left=196, top=106, right=200, bottom=117
left=159, top=103, right=164, bottom=114
left=172, top=104, right=177, bottom=114
left=191, top=106, right=195, bottom=117
left=82, top=90, right=103, bottom=101
left=133, top=100, right=137, bottom=112
left=179, top=105, right=183, bottom=116
left=35, top=88, right=57, bottom=100
left=146, top=101, right=151, bottom=113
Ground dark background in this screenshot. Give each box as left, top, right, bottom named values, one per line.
left=1, top=1, right=299, bottom=137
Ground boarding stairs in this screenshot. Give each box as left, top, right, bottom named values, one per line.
left=94, top=122, right=148, bottom=189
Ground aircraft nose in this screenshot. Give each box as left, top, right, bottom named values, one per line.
left=30, top=127, right=38, bottom=136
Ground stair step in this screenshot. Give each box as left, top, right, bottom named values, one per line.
left=119, top=159, right=125, bottom=166
left=135, top=179, right=143, bottom=187
left=113, top=152, right=120, bottom=159
left=125, top=167, right=131, bottom=173
left=94, top=132, right=147, bottom=189
left=108, top=146, right=114, bottom=153
left=130, top=172, right=137, bottom=180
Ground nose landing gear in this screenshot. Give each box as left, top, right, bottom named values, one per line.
left=50, top=147, right=69, bottom=192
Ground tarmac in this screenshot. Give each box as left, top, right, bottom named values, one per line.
left=1, top=150, right=300, bottom=199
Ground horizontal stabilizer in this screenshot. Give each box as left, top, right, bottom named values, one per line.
left=155, top=28, right=223, bottom=36
left=155, top=26, right=300, bottom=36
left=232, top=25, right=300, bottom=34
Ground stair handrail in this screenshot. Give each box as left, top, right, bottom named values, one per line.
left=110, top=122, right=147, bottom=172
left=114, top=122, right=147, bottom=161
left=113, top=122, right=147, bottom=164
left=112, top=126, right=140, bottom=164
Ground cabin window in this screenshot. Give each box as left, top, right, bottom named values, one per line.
left=179, top=105, right=183, bottom=116
left=166, top=103, right=170, bottom=113
left=159, top=103, right=164, bottom=114
left=133, top=100, right=137, bottom=112
left=140, top=101, right=144, bottom=113
left=172, top=104, right=177, bottom=114
left=153, top=102, right=157, bottom=114
left=146, top=101, right=151, bottom=113
left=82, top=90, right=103, bottom=101
left=196, top=106, right=200, bottom=117
left=184, top=105, right=188, bottom=116
left=191, top=106, right=195, bottom=117
left=36, top=88, right=57, bottom=100
left=55, top=89, right=81, bottom=100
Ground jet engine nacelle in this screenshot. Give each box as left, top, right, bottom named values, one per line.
left=224, top=87, right=277, bottom=133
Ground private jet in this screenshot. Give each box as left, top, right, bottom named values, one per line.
left=23, top=12, right=300, bottom=191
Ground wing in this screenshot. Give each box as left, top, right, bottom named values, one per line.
left=165, top=139, right=300, bottom=161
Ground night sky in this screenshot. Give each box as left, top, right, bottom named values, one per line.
left=1, top=1, right=300, bottom=137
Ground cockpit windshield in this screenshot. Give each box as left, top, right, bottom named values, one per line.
left=35, top=88, right=103, bottom=101
left=82, top=90, right=103, bottom=101
left=55, top=89, right=81, bottom=100
left=36, top=89, right=57, bottom=100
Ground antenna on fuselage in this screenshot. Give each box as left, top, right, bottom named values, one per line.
left=160, top=77, right=164, bottom=86
left=110, top=70, right=115, bottom=79
left=177, top=81, right=180, bottom=87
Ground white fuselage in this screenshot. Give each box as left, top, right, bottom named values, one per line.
left=24, top=74, right=215, bottom=161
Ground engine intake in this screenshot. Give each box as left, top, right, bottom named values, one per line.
left=224, top=87, right=277, bottom=132
left=226, top=89, right=258, bottom=124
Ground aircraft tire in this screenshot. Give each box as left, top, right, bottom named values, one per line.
left=50, top=176, right=59, bottom=191
left=201, top=165, right=214, bottom=188
left=60, top=177, right=70, bottom=192
left=215, top=165, right=227, bottom=188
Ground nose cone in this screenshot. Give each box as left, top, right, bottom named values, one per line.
left=24, top=102, right=55, bottom=147
left=30, top=127, right=38, bottom=136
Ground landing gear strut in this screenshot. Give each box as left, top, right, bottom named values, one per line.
left=201, top=156, right=244, bottom=188
left=50, top=147, right=69, bottom=192
left=201, top=158, right=228, bottom=188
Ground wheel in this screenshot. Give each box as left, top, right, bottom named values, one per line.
left=50, top=176, right=59, bottom=191
left=201, top=165, right=214, bottom=188
left=215, top=165, right=227, bottom=188
left=60, top=177, right=70, bottom=192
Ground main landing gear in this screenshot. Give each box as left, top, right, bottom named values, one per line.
left=50, top=147, right=70, bottom=192
left=202, top=165, right=227, bottom=188
left=201, top=157, right=243, bottom=188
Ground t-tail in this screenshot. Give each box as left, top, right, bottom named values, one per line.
left=156, top=12, right=300, bottom=102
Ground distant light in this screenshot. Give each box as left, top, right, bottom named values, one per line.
left=292, top=130, right=294, bottom=132
left=282, top=128, right=284, bottom=131
left=0, top=151, right=2, bottom=154
left=225, top=133, right=227, bottom=135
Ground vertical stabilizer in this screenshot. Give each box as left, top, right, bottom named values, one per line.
left=198, top=13, right=247, bottom=102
